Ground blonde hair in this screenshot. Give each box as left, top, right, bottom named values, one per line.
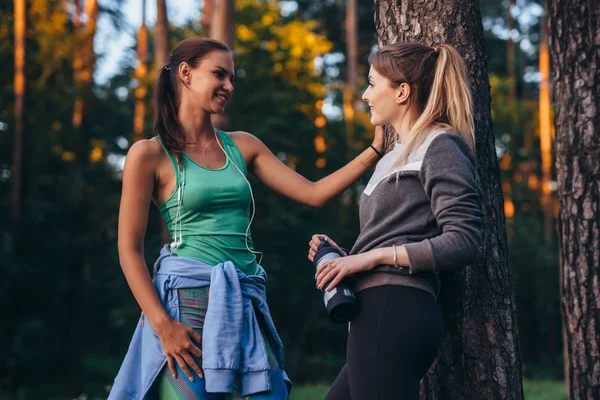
left=368, top=43, right=475, bottom=166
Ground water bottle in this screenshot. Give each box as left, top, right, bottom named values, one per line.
left=313, top=239, right=359, bottom=323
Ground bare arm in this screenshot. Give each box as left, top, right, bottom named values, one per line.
left=118, top=140, right=171, bottom=331
left=118, top=140, right=202, bottom=381
left=238, top=127, right=384, bottom=207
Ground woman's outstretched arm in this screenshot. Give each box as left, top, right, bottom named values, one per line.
left=232, top=126, right=384, bottom=207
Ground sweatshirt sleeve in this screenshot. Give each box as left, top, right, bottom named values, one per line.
left=403, top=133, right=482, bottom=273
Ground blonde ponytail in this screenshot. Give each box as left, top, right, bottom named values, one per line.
left=369, top=43, right=475, bottom=167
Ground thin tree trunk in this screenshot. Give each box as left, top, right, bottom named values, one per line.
left=155, top=0, right=170, bottom=68
left=134, top=0, right=148, bottom=142
left=73, top=0, right=98, bottom=129
left=548, top=0, right=600, bottom=398
left=538, top=13, right=553, bottom=247
left=153, top=0, right=173, bottom=245
left=210, top=0, right=234, bottom=130
left=201, top=0, right=212, bottom=33
left=65, top=1, right=98, bottom=396
left=344, top=0, right=357, bottom=156
left=12, top=0, right=25, bottom=222
left=373, top=0, right=523, bottom=398
left=506, top=0, right=516, bottom=99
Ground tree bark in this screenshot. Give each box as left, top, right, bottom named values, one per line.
left=72, top=0, right=98, bottom=129
left=548, top=1, right=600, bottom=398
left=506, top=0, right=516, bottom=99
left=65, top=1, right=98, bottom=396
left=201, top=0, right=212, bottom=32
left=134, top=0, right=148, bottom=142
left=344, top=0, right=358, bottom=156
left=373, top=1, right=524, bottom=398
left=210, top=0, right=234, bottom=130
left=538, top=14, right=553, bottom=247
left=153, top=0, right=172, bottom=245
left=155, top=0, right=170, bottom=68
left=12, top=0, right=25, bottom=222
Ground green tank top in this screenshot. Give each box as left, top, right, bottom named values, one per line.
left=156, top=130, right=258, bottom=275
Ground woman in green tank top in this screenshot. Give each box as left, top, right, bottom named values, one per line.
left=116, top=37, right=384, bottom=399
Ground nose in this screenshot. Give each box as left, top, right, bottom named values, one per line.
left=361, top=87, right=369, bottom=102
left=224, top=80, right=234, bottom=94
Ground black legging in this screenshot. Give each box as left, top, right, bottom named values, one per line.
left=325, top=285, right=444, bottom=400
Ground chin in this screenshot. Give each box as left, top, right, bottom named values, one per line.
left=211, top=105, right=227, bottom=114
left=370, top=116, right=385, bottom=126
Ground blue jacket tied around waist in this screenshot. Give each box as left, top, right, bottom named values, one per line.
left=108, top=246, right=292, bottom=399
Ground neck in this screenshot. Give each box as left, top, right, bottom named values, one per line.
left=178, top=101, right=215, bottom=143
left=391, top=108, right=421, bottom=144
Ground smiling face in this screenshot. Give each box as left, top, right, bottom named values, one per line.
left=181, top=50, right=235, bottom=114
left=361, top=65, right=403, bottom=126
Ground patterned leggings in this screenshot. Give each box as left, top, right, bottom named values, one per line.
left=155, top=287, right=288, bottom=400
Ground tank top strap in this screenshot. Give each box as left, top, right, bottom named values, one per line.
left=153, top=136, right=181, bottom=186
left=217, top=130, right=248, bottom=176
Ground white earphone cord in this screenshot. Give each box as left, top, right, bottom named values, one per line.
left=215, top=132, right=263, bottom=265
left=171, top=130, right=263, bottom=266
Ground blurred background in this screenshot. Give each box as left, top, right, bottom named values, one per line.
left=0, top=0, right=562, bottom=398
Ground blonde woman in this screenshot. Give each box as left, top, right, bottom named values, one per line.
left=308, top=43, right=482, bottom=399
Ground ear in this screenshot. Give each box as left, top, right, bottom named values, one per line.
left=395, top=82, right=411, bottom=105
left=178, top=62, right=192, bottom=85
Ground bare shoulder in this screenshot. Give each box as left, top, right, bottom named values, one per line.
left=124, top=138, right=165, bottom=172
left=226, top=130, right=263, bottom=145
left=127, top=138, right=163, bottom=159
left=224, top=130, right=266, bottom=158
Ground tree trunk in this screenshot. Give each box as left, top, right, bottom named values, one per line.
left=153, top=0, right=172, bottom=245
left=548, top=1, right=600, bottom=398
left=12, top=0, right=25, bottom=222
left=210, top=0, right=234, bottom=130
left=344, top=0, right=357, bottom=156
left=65, top=1, right=98, bottom=396
left=538, top=13, right=553, bottom=247
left=72, top=0, right=98, bottom=129
left=506, top=0, right=516, bottom=99
left=134, top=0, right=148, bottom=142
left=155, top=0, right=170, bottom=68
left=201, top=0, right=212, bottom=32
left=373, top=1, right=524, bottom=398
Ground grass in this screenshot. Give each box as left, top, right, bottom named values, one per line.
left=523, top=379, right=568, bottom=400
left=0, top=379, right=567, bottom=400
left=290, top=380, right=568, bottom=400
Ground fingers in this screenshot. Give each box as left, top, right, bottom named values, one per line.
left=316, top=262, right=340, bottom=289
left=326, top=270, right=347, bottom=291
left=167, top=355, right=177, bottom=378
left=309, top=234, right=325, bottom=250
left=182, top=351, right=203, bottom=379
left=187, top=341, right=203, bottom=358
left=188, top=328, right=202, bottom=346
left=316, top=260, right=332, bottom=277
left=174, top=354, right=194, bottom=382
left=308, top=248, right=316, bottom=262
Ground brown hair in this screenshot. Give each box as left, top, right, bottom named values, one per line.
left=368, top=43, right=474, bottom=166
left=153, top=37, right=231, bottom=166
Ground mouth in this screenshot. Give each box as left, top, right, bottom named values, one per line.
left=214, top=92, right=230, bottom=106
